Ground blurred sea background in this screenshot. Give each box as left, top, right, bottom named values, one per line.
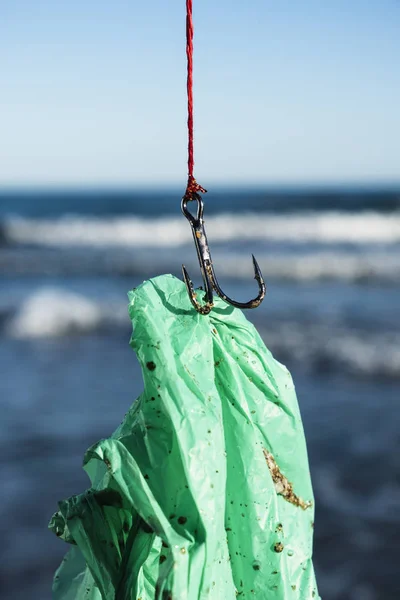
left=1, top=0, right=400, bottom=598
left=1, top=186, right=400, bottom=600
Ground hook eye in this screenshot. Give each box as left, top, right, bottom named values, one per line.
left=181, top=193, right=204, bottom=223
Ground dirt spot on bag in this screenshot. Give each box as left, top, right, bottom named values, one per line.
left=263, top=449, right=312, bottom=510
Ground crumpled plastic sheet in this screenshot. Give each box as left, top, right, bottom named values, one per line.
left=49, top=274, right=320, bottom=599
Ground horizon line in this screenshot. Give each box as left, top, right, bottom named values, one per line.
left=1, top=180, right=400, bottom=193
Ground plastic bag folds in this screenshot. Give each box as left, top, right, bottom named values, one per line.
left=49, top=274, right=320, bottom=600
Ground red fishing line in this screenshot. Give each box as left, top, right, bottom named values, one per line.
left=185, top=0, right=206, bottom=199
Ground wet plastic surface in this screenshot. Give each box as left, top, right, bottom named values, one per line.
left=49, top=274, right=319, bottom=599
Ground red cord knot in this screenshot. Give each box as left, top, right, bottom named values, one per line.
left=184, top=175, right=207, bottom=200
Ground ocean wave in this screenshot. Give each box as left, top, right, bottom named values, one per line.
left=1, top=247, right=399, bottom=283
left=220, top=252, right=400, bottom=283
left=5, top=287, right=400, bottom=379
left=4, top=289, right=126, bottom=338
left=3, top=210, right=400, bottom=247
left=258, top=320, right=400, bottom=380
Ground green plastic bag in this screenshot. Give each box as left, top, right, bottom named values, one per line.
left=49, top=274, right=319, bottom=599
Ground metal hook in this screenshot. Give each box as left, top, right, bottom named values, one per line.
left=181, top=193, right=266, bottom=315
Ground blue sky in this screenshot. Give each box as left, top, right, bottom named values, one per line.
left=1, top=0, right=399, bottom=187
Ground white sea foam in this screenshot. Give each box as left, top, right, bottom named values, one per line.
left=214, top=251, right=400, bottom=283
left=6, top=287, right=400, bottom=379
left=4, top=210, right=400, bottom=247
left=6, top=289, right=104, bottom=338
left=262, top=320, right=400, bottom=379
left=1, top=246, right=399, bottom=283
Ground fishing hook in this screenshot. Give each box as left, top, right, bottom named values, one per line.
left=181, top=193, right=266, bottom=315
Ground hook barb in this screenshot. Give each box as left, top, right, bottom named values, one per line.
left=181, top=265, right=214, bottom=315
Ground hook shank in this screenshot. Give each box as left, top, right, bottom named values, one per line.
left=181, top=193, right=266, bottom=314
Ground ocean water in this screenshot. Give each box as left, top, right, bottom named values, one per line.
left=1, top=187, right=399, bottom=600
